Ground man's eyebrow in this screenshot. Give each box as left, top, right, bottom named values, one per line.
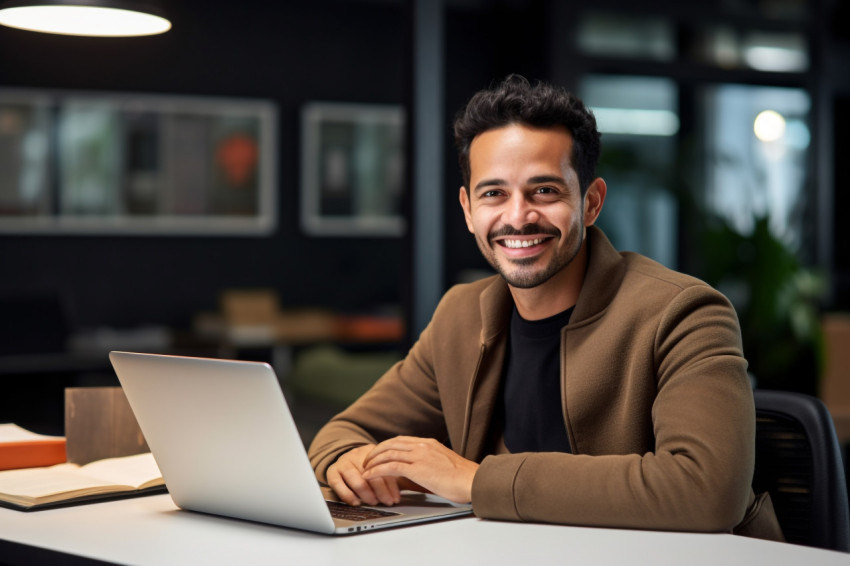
left=472, top=178, right=507, bottom=193
left=528, top=175, right=568, bottom=186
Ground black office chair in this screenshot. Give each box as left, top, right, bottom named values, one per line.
left=753, top=389, right=850, bottom=552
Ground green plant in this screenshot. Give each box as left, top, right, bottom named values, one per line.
left=700, top=215, right=825, bottom=394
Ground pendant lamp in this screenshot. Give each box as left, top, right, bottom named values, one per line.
left=0, top=0, right=171, bottom=37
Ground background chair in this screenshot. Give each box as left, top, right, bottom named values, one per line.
left=753, top=389, right=850, bottom=552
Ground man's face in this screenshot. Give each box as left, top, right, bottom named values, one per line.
left=459, top=123, right=602, bottom=290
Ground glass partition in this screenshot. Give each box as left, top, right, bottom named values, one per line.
left=699, top=84, right=811, bottom=250
left=580, top=75, right=679, bottom=268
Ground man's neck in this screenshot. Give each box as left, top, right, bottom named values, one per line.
left=508, top=243, right=588, bottom=321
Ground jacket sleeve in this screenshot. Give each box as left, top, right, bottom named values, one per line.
left=470, top=285, right=755, bottom=533
left=308, top=314, right=447, bottom=483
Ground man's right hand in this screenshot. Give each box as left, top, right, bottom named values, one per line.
left=326, top=444, right=402, bottom=507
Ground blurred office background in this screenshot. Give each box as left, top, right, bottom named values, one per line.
left=0, top=0, right=848, bottom=450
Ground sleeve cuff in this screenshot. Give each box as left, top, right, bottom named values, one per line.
left=471, top=453, right=528, bottom=520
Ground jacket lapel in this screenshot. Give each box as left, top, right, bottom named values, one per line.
left=571, top=226, right=627, bottom=324
left=459, top=279, right=511, bottom=461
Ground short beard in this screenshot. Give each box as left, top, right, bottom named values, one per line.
left=479, top=221, right=584, bottom=289
left=497, top=256, right=568, bottom=289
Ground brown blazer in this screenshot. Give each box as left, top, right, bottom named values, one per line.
left=309, top=227, right=782, bottom=538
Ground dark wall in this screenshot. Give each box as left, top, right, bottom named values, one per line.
left=833, top=95, right=850, bottom=307
left=442, top=1, right=549, bottom=289
left=0, top=1, right=407, bottom=331
left=826, top=0, right=850, bottom=310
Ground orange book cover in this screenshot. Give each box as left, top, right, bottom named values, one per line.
left=0, top=424, right=67, bottom=471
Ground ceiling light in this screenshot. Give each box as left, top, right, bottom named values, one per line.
left=754, top=110, right=786, bottom=142
left=0, top=1, right=171, bottom=37
left=744, top=46, right=808, bottom=72
left=742, top=32, right=808, bottom=72
left=591, top=107, right=680, bottom=136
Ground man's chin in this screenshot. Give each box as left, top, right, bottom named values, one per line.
left=497, top=267, right=553, bottom=289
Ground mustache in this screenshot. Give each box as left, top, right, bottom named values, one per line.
left=488, top=224, right=561, bottom=240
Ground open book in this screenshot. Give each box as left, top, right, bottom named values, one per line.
left=0, top=452, right=165, bottom=511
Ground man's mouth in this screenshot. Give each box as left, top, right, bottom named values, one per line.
left=489, top=225, right=559, bottom=255
left=501, top=238, right=547, bottom=249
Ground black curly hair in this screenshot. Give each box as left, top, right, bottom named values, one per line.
left=453, top=74, right=601, bottom=196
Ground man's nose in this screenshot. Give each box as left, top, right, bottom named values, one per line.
left=504, top=192, right=540, bottom=227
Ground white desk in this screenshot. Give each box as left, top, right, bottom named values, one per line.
left=1, top=494, right=847, bottom=566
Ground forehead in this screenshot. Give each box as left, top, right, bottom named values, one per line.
left=468, top=123, right=573, bottom=178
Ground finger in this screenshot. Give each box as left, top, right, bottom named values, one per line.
left=363, top=443, right=403, bottom=467
left=367, top=435, right=425, bottom=453
left=367, top=476, right=401, bottom=505
left=364, top=442, right=420, bottom=469
left=385, top=476, right=402, bottom=501
left=326, top=465, right=361, bottom=506
left=339, top=466, right=380, bottom=506
left=364, top=448, right=417, bottom=472
left=362, top=460, right=410, bottom=482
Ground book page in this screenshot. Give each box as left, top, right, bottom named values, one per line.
left=0, top=424, right=65, bottom=443
left=77, top=452, right=162, bottom=488
left=0, top=466, right=123, bottom=499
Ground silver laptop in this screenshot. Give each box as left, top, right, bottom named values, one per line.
left=109, top=351, right=472, bottom=535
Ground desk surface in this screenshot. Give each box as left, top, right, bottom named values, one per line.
left=1, top=494, right=848, bottom=566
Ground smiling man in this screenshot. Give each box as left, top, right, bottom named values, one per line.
left=308, top=75, right=783, bottom=539
left=459, top=122, right=602, bottom=319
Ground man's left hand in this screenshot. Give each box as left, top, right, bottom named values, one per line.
left=361, top=436, right=479, bottom=504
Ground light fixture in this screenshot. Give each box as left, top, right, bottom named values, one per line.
left=591, top=107, right=680, bottom=137
left=0, top=0, right=171, bottom=37
left=742, top=32, right=809, bottom=73
left=754, top=110, right=786, bottom=143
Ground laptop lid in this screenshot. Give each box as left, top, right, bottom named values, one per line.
left=109, top=351, right=472, bottom=534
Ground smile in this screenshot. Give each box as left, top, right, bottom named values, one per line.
left=499, top=237, right=550, bottom=249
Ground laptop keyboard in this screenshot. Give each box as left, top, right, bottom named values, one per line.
left=326, top=501, right=400, bottom=522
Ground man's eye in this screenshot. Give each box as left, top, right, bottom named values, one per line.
left=536, top=186, right=558, bottom=195
left=482, top=190, right=502, bottom=198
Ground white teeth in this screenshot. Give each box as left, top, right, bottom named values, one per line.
left=504, top=238, right=543, bottom=249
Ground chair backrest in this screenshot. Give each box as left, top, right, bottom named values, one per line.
left=753, top=389, right=850, bottom=552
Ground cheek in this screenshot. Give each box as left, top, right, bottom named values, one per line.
left=551, top=209, right=582, bottom=236
left=468, top=210, right=491, bottom=233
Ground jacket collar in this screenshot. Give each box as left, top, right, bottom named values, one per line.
left=572, top=226, right=627, bottom=325
left=478, top=277, right=512, bottom=345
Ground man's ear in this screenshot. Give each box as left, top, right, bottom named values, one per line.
left=459, top=187, right=474, bottom=233
left=583, top=178, right=607, bottom=227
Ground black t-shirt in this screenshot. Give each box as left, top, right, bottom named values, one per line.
left=501, top=305, right=574, bottom=453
